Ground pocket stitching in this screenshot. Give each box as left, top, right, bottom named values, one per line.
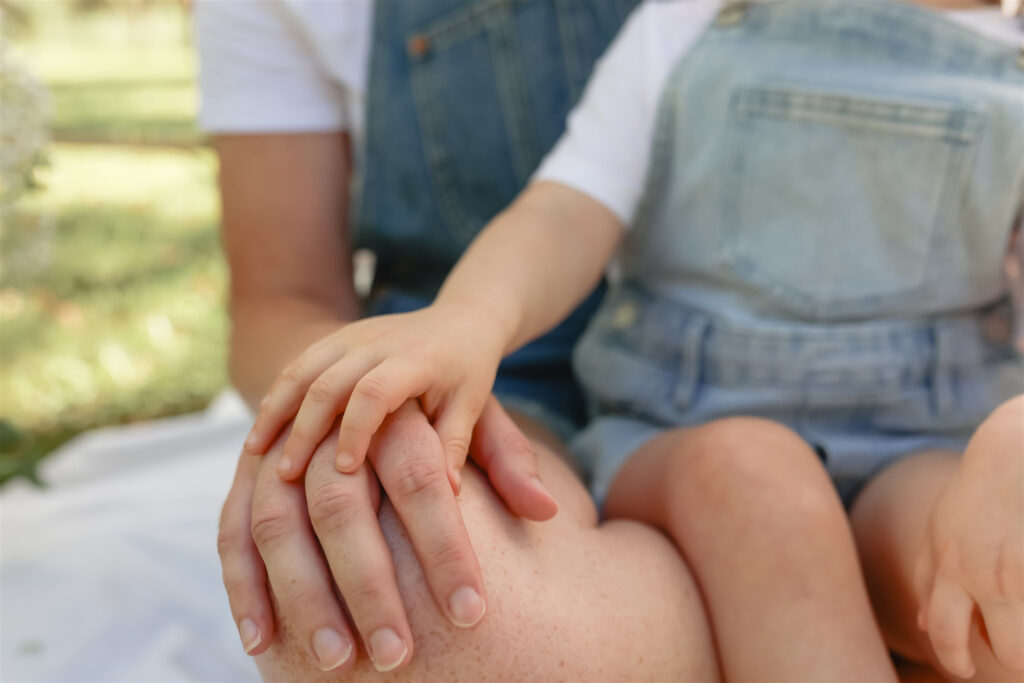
left=720, top=84, right=981, bottom=318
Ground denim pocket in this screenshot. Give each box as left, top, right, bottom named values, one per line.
left=407, top=0, right=633, bottom=243
left=720, top=84, right=982, bottom=320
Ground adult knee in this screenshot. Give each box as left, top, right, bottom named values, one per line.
left=255, top=453, right=717, bottom=681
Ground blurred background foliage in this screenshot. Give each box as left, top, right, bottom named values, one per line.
left=1, top=0, right=227, bottom=484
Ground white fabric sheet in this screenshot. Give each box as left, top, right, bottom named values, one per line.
left=1, top=391, right=260, bottom=682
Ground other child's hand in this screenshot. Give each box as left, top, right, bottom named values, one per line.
left=914, top=396, right=1024, bottom=678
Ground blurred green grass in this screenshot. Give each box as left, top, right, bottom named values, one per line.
left=2, top=1, right=227, bottom=483
left=13, top=0, right=200, bottom=146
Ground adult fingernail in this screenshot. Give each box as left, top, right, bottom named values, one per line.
left=368, top=628, right=407, bottom=672
left=311, top=628, right=352, bottom=671
left=238, top=618, right=262, bottom=654
left=448, top=586, right=486, bottom=627
left=335, top=451, right=357, bottom=472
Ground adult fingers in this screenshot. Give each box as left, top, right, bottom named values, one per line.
left=218, top=452, right=274, bottom=655
left=370, top=402, right=487, bottom=630
left=926, top=575, right=977, bottom=679
left=250, top=445, right=357, bottom=672
left=277, top=352, right=380, bottom=480
left=335, top=357, right=429, bottom=473
left=470, top=396, right=557, bottom=520
left=305, top=447, right=413, bottom=673
left=977, top=600, right=1024, bottom=672
left=243, top=340, right=347, bottom=455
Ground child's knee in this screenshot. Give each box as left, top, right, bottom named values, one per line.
left=667, top=417, right=839, bottom=518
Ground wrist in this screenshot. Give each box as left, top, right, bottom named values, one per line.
left=431, top=295, right=522, bottom=357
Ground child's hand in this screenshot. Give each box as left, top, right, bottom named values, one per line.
left=914, top=396, right=1024, bottom=678
left=243, top=302, right=510, bottom=489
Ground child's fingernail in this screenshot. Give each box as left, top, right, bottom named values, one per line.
left=531, top=476, right=553, bottom=498
left=276, top=457, right=292, bottom=476
left=243, top=433, right=259, bottom=451
left=448, top=586, right=486, bottom=627
left=311, top=627, right=352, bottom=671
left=238, top=618, right=262, bottom=654
left=916, top=609, right=926, bottom=630
left=451, top=468, right=463, bottom=496
left=335, top=452, right=355, bottom=471
left=368, top=628, right=407, bottom=672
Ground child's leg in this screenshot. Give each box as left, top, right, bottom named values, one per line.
left=605, top=416, right=896, bottom=681
left=851, top=451, right=1022, bottom=681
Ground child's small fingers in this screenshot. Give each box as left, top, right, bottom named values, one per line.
left=913, top=547, right=935, bottom=630
left=246, top=344, right=348, bottom=454
left=278, top=354, right=381, bottom=480
left=927, top=576, right=977, bottom=679
left=434, top=397, right=482, bottom=474
left=335, top=358, right=429, bottom=473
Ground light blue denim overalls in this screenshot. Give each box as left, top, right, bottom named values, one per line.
left=358, top=0, right=638, bottom=438
left=572, top=0, right=1024, bottom=507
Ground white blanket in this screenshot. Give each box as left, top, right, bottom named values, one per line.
left=1, top=391, right=260, bottom=682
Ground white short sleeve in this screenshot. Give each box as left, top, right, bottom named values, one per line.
left=533, top=0, right=719, bottom=226
left=194, top=0, right=352, bottom=134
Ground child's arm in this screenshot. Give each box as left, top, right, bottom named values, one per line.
left=246, top=180, right=623, bottom=482
left=914, top=394, right=1024, bottom=678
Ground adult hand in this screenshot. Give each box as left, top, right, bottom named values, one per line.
left=218, top=397, right=557, bottom=673
left=913, top=396, right=1024, bottom=678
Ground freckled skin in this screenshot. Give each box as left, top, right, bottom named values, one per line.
left=255, top=445, right=719, bottom=682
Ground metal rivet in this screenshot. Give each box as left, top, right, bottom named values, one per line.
left=715, top=2, right=748, bottom=27
left=611, top=302, right=638, bottom=329
left=407, top=34, right=431, bottom=58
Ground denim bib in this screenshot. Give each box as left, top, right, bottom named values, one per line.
left=357, top=0, right=637, bottom=296
left=358, top=0, right=638, bottom=435
left=573, top=0, right=1024, bottom=506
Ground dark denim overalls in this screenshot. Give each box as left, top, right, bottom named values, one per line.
left=357, top=0, right=638, bottom=436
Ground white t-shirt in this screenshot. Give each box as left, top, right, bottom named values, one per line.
left=196, top=0, right=1018, bottom=223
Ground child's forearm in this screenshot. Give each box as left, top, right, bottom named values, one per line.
left=437, top=181, right=623, bottom=355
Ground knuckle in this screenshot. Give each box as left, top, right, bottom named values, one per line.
left=393, top=458, right=446, bottom=502
left=281, top=585, right=325, bottom=616
left=354, top=375, right=390, bottom=407
left=993, top=543, right=1024, bottom=598
left=250, top=506, right=293, bottom=549
left=342, top=575, right=393, bottom=611
left=444, top=433, right=471, bottom=459
left=216, top=527, right=240, bottom=559
left=307, top=376, right=337, bottom=405
left=307, top=484, right=363, bottom=531
left=500, top=431, right=533, bottom=457
left=426, top=532, right=472, bottom=572
left=280, top=362, right=303, bottom=386
left=222, top=571, right=250, bottom=601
